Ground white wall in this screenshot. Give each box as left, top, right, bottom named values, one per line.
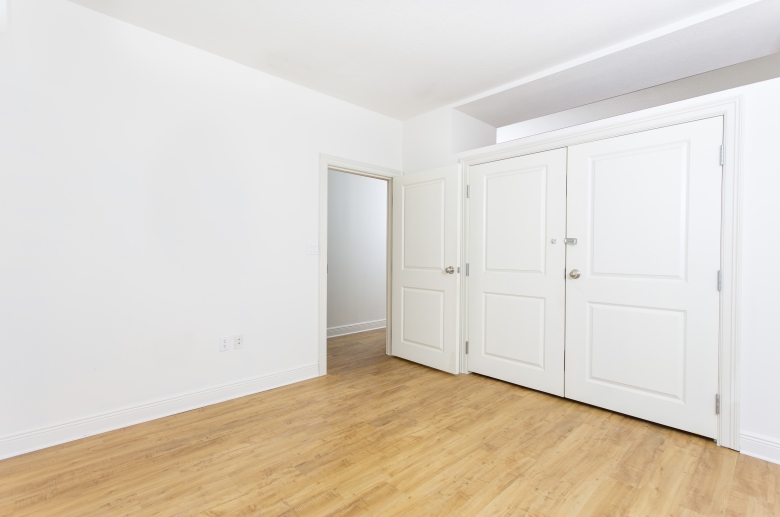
left=0, top=0, right=7, bottom=32
left=452, top=110, right=497, bottom=154
left=737, top=77, right=780, bottom=463
left=403, top=108, right=496, bottom=174
left=0, top=0, right=401, bottom=459
left=327, top=171, right=387, bottom=336
left=403, top=107, right=453, bottom=174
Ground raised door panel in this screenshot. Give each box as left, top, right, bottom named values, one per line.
left=588, top=303, right=685, bottom=400
left=402, top=287, right=444, bottom=351
left=485, top=168, right=546, bottom=274
left=403, top=180, right=445, bottom=270
left=483, top=293, right=545, bottom=368
left=591, top=144, right=688, bottom=279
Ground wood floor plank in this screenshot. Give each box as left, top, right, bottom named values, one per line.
left=577, top=477, right=640, bottom=517
left=625, top=444, right=699, bottom=517
left=1, top=328, right=778, bottom=516
left=681, top=445, right=740, bottom=515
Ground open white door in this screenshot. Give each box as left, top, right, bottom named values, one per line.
left=565, top=117, right=723, bottom=438
left=391, top=165, right=460, bottom=374
left=466, top=149, right=567, bottom=396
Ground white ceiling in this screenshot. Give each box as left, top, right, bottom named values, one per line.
left=457, top=0, right=780, bottom=127
left=69, top=0, right=779, bottom=121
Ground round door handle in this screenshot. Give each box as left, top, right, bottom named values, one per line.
left=445, top=266, right=455, bottom=274
left=569, top=269, right=581, bottom=279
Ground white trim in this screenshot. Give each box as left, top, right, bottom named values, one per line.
left=0, top=364, right=319, bottom=461
left=460, top=92, right=743, bottom=450
left=327, top=319, right=387, bottom=338
left=460, top=162, right=470, bottom=375
left=318, top=155, right=401, bottom=377
left=459, top=94, right=742, bottom=165
left=741, top=432, right=780, bottom=465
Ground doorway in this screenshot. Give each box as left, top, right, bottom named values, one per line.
left=317, top=155, right=401, bottom=376
left=326, top=169, right=389, bottom=351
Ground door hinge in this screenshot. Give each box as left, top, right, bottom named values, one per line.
left=720, top=145, right=725, bottom=166
left=715, top=394, right=720, bottom=415
left=465, top=263, right=470, bottom=276
left=718, top=270, right=723, bottom=291
left=466, top=184, right=471, bottom=198
left=465, top=341, right=469, bottom=354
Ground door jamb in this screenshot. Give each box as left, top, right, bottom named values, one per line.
left=318, top=154, right=402, bottom=377
left=459, top=94, right=743, bottom=451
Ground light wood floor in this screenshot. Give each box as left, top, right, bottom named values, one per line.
left=1, top=329, right=778, bottom=516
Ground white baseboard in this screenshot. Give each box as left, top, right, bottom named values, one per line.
left=0, top=363, right=319, bottom=461
left=740, top=431, right=780, bottom=465
left=327, top=319, right=386, bottom=338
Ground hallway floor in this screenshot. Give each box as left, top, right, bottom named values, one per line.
left=1, top=329, right=777, bottom=516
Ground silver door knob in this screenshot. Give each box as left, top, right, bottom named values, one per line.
left=445, top=266, right=455, bottom=274
left=569, top=269, right=581, bottom=279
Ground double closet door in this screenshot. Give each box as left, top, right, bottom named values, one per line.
left=467, top=117, right=724, bottom=438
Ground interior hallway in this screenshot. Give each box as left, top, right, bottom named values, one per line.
left=0, top=329, right=777, bottom=516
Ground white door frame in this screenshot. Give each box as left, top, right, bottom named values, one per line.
left=318, top=154, right=402, bottom=376
left=459, top=94, right=744, bottom=450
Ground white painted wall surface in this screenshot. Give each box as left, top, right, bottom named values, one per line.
left=403, top=108, right=454, bottom=174
left=0, top=0, right=401, bottom=458
left=327, top=171, right=387, bottom=336
left=0, top=0, right=7, bottom=32
left=403, top=108, right=496, bottom=174
left=452, top=110, right=497, bottom=154
left=737, top=77, right=780, bottom=463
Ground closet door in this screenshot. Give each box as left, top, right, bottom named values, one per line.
left=467, top=149, right=567, bottom=396
left=565, top=117, right=723, bottom=438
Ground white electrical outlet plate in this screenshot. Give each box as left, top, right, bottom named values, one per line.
left=219, top=335, right=230, bottom=352
left=307, top=242, right=319, bottom=255
left=234, top=334, right=244, bottom=349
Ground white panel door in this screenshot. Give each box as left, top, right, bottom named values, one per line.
left=392, top=165, right=460, bottom=374
left=565, top=117, right=723, bottom=438
left=467, top=149, right=567, bottom=395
